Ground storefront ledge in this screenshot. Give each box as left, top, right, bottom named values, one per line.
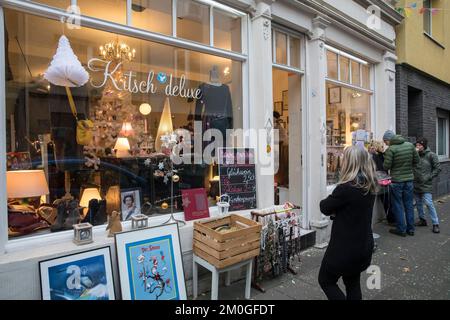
left=309, top=219, right=330, bottom=229
left=1, top=207, right=254, bottom=265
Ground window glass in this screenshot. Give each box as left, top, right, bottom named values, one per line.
left=339, top=56, right=350, bottom=83
left=423, top=0, right=432, bottom=35
left=361, top=64, right=371, bottom=89
left=213, top=8, right=242, bottom=52
left=78, top=0, right=127, bottom=25
left=4, top=9, right=243, bottom=239
left=275, top=31, right=287, bottom=65
left=437, top=117, right=447, bottom=156
left=326, top=50, right=338, bottom=80
left=326, top=83, right=371, bottom=185
left=177, top=0, right=210, bottom=45
left=131, top=0, right=172, bottom=35
left=351, top=61, right=360, bottom=86
left=289, top=37, right=301, bottom=69
left=32, top=0, right=70, bottom=9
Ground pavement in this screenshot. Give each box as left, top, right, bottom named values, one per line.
left=196, top=194, right=450, bottom=300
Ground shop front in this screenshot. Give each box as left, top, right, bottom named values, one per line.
left=0, top=0, right=402, bottom=299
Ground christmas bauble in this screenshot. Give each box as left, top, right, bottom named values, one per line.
left=172, top=175, right=180, bottom=183
left=161, top=202, right=169, bottom=210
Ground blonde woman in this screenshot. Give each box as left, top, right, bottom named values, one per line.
left=318, top=146, right=378, bottom=300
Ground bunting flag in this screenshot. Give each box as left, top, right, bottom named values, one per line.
left=396, top=2, right=446, bottom=17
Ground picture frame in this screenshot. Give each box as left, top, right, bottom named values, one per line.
left=120, top=188, right=142, bottom=221
left=328, top=87, right=341, bottom=104
left=7, top=152, right=32, bottom=170
left=115, top=223, right=187, bottom=300
left=274, top=101, right=283, bottom=116
left=181, top=188, right=210, bottom=221
left=282, top=90, right=289, bottom=111
left=39, top=247, right=115, bottom=300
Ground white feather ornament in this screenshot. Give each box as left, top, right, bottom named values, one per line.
left=44, top=35, right=89, bottom=87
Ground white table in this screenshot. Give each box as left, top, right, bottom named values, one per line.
left=192, top=254, right=253, bottom=300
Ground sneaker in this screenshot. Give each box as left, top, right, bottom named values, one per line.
left=432, top=225, right=440, bottom=234
left=415, top=218, right=427, bottom=227
left=406, top=231, right=415, bottom=236
left=389, top=229, right=406, bottom=237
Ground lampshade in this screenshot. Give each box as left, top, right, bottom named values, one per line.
left=120, top=122, right=134, bottom=137
left=139, top=103, right=152, bottom=115
left=155, top=97, right=174, bottom=151
left=6, top=170, right=49, bottom=199
left=114, top=137, right=131, bottom=150
left=79, top=187, right=102, bottom=208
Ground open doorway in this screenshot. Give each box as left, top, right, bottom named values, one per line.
left=272, top=67, right=302, bottom=206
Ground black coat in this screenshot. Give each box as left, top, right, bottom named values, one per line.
left=320, top=183, right=375, bottom=275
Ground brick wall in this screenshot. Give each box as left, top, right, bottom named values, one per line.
left=396, top=64, right=450, bottom=196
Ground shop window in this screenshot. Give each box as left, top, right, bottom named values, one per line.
left=213, top=8, right=242, bottom=52
left=78, top=0, right=127, bottom=25
left=131, top=0, right=173, bottom=35
left=289, top=37, right=301, bottom=69
left=339, top=56, right=350, bottom=83
left=274, top=31, right=288, bottom=65
left=361, top=64, right=371, bottom=89
left=437, top=111, right=449, bottom=158
left=177, top=0, right=210, bottom=45
left=326, top=51, right=338, bottom=80
left=326, top=83, right=372, bottom=185
left=4, top=9, right=243, bottom=240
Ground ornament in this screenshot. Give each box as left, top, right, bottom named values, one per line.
left=161, top=202, right=169, bottom=210
left=44, top=35, right=89, bottom=87
left=267, top=145, right=272, bottom=153
left=172, top=174, right=180, bottom=183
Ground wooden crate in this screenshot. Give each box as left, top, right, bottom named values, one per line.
left=193, top=214, right=262, bottom=269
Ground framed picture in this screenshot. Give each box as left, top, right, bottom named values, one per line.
left=328, top=87, right=341, bottom=104
left=274, top=101, right=283, bottom=116
left=7, top=152, right=32, bottom=170
left=181, top=188, right=210, bottom=221
left=115, top=223, right=187, bottom=300
left=282, top=90, right=289, bottom=111
left=39, top=247, right=115, bottom=300
left=121, top=188, right=142, bottom=221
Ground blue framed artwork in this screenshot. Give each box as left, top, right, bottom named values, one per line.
left=39, top=247, right=115, bottom=300
left=115, top=223, right=187, bottom=300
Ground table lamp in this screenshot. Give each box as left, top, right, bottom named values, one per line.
left=6, top=170, right=50, bottom=206
left=80, top=187, right=102, bottom=215
left=114, top=137, right=131, bottom=158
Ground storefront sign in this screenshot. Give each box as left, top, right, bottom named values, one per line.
left=218, top=148, right=257, bottom=212
left=87, top=58, right=202, bottom=99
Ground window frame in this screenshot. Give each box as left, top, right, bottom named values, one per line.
left=0, top=0, right=250, bottom=249
left=436, top=110, right=450, bottom=160
left=423, top=0, right=433, bottom=36
left=271, top=26, right=305, bottom=73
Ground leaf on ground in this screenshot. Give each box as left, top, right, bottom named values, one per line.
left=400, top=257, right=407, bottom=260
left=402, top=267, right=410, bottom=273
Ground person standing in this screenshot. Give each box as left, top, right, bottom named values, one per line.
left=414, top=137, right=441, bottom=233
left=318, top=146, right=378, bottom=300
left=383, top=130, right=420, bottom=237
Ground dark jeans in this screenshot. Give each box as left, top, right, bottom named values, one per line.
left=318, top=264, right=362, bottom=300
left=390, top=181, right=415, bottom=234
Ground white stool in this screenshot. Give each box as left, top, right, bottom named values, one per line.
left=192, top=254, right=253, bottom=300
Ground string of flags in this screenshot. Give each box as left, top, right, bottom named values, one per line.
left=396, top=2, right=445, bottom=18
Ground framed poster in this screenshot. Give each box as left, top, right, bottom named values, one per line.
left=328, top=87, right=341, bottom=104
left=181, top=188, right=210, bottom=221
left=274, top=101, right=283, bottom=116
left=282, top=90, right=289, bottom=111
left=7, top=152, right=32, bottom=170
left=39, top=247, right=115, bottom=300
left=115, top=223, right=187, bottom=300
left=121, top=188, right=142, bottom=221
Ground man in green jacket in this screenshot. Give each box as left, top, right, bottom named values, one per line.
left=383, top=130, right=420, bottom=237
left=414, top=137, right=441, bottom=234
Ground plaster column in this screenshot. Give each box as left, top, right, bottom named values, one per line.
left=248, top=0, right=275, bottom=209
left=375, top=51, right=397, bottom=138
left=306, top=16, right=331, bottom=248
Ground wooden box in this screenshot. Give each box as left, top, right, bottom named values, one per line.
left=193, top=214, right=261, bottom=269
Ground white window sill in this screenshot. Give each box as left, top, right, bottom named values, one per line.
left=438, top=157, right=450, bottom=163
left=0, top=207, right=254, bottom=265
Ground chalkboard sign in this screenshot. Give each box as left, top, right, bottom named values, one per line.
left=218, top=148, right=257, bottom=211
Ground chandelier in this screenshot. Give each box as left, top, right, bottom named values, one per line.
left=99, top=39, right=136, bottom=62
